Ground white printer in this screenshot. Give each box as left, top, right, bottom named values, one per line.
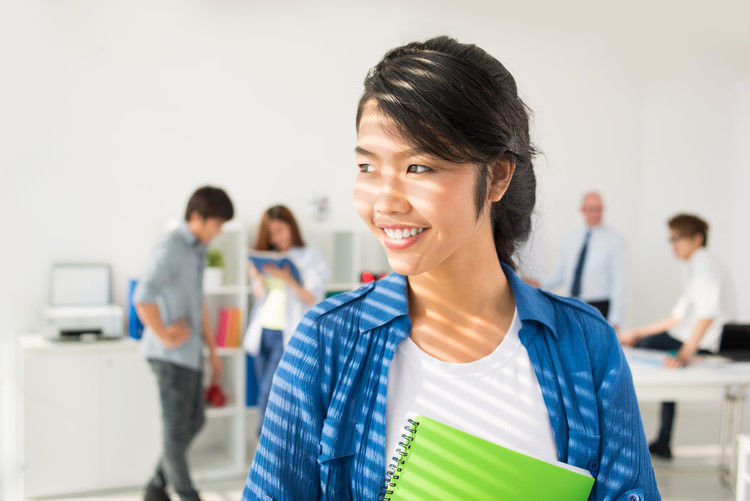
left=41, top=263, right=124, bottom=340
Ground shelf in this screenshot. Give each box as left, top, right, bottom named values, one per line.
left=206, top=405, right=243, bottom=418
left=214, top=346, right=244, bottom=356
left=205, top=285, right=250, bottom=295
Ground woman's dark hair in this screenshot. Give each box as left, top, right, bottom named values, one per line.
left=254, top=205, right=306, bottom=251
left=184, top=185, right=234, bottom=221
left=356, top=36, right=536, bottom=269
left=668, top=214, right=709, bottom=247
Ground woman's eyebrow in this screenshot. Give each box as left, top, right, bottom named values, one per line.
left=355, top=146, right=426, bottom=159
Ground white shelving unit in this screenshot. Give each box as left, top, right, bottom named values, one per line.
left=189, top=347, right=248, bottom=482
left=306, top=228, right=391, bottom=294
left=196, top=220, right=253, bottom=481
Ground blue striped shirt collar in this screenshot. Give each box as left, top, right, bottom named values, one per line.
left=359, top=262, right=558, bottom=337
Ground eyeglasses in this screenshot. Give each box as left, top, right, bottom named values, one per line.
left=668, top=235, right=687, bottom=243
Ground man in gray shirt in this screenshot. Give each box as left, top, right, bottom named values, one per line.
left=134, top=186, right=234, bottom=501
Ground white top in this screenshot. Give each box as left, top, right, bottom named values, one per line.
left=385, top=310, right=558, bottom=475
left=243, top=246, right=330, bottom=355
left=542, top=223, right=628, bottom=325
left=669, top=247, right=734, bottom=352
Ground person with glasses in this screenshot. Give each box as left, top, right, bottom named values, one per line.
left=620, top=213, right=735, bottom=459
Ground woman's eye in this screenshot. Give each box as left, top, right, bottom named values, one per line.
left=358, top=163, right=375, bottom=173
left=407, top=164, right=431, bottom=173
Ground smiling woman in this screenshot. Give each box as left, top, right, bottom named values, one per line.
left=243, top=36, right=660, bottom=501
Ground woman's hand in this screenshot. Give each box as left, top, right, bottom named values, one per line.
left=249, top=262, right=265, bottom=299
left=262, top=263, right=298, bottom=285
left=618, top=330, right=640, bottom=347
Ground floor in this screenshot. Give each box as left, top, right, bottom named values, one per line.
left=25, top=455, right=737, bottom=501
left=24, top=401, right=742, bottom=501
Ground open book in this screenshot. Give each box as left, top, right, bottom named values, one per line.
left=248, top=251, right=302, bottom=284
left=384, top=415, right=594, bottom=500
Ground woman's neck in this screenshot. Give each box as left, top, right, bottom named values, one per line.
left=406, top=244, right=516, bottom=363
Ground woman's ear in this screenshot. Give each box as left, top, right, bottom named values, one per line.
left=488, top=156, right=516, bottom=202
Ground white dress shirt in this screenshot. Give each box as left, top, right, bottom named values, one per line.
left=541, top=224, right=627, bottom=325
left=669, top=247, right=734, bottom=352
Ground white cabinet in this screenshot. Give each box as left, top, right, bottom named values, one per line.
left=20, top=338, right=249, bottom=498
left=21, top=338, right=160, bottom=498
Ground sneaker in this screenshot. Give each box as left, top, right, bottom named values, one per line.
left=648, top=441, right=672, bottom=459
left=144, top=485, right=171, bottom=501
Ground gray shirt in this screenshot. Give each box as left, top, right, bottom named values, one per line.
left=133, top=222, right=206, bottom=372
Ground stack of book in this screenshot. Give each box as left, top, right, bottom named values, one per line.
left=215, top=307, right=242, bottom=347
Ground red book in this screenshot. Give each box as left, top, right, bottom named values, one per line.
left=216, top=308, right=229, bottom=347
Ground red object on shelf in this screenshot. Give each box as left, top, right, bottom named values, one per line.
left=360, top=271, right=388, bottom=283
left=205, top=382, right=227, bottom=407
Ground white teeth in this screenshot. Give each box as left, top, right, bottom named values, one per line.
left=384, top=228, right=424, bottom=239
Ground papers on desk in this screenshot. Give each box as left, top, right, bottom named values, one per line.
left=624, top=347, right=734, bottom=371
left=623, top=347, right=668, bottom=368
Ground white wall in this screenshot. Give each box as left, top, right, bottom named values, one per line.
left=3, top=0, right=749, bottom=337
left=2, top=1, right=750, bottom=497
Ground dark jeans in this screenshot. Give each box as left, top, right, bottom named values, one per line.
left=636, top=332, right=711, bottom=447
left=148, top=360, right=205, bottom=501
left=254, top=328, right=285, bottom=436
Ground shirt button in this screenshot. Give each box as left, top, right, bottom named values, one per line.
left=628, top=494, right=640, bottom=501
left=588, top=460, right=599, bottom=472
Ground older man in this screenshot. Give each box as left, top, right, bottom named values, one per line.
left=529, top=192, right=628, bottom=330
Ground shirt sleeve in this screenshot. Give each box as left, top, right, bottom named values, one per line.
left=590, top=325, right=661, bottom=500
left=132, top=239, right=177, bottom=304
left=670, top=296, right=689, bottom=320
left=691, top=275, right=721, bottom=319
left=243, top=312, right=324, bottom=500
left=606, top=233, right=627, bottom=326
left=542, top=233, right=575, bottom=290
left=300, top=247, right=331, bottom=303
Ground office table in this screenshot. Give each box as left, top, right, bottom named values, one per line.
left=624, top=347, right=750, bottom=486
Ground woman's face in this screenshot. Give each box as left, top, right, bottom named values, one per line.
left=353, top=102, right=501, bottom=277
left=268, top=219, right=293, bottom=251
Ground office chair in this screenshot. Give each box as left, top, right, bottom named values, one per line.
left=719, top=324, right=750, bottom=361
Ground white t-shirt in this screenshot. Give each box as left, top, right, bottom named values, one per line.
left=384, top=309, right=558, bottom=475
left=669, top=247, right=734, bottom=352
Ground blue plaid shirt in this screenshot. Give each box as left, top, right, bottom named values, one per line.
left=243, top=264, right=659, bottom=501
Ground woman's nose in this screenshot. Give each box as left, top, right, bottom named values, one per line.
left=373, top=174, right=409, bottom=215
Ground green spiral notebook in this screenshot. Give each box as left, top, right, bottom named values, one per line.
left=384, top=415, right=594, bottom=500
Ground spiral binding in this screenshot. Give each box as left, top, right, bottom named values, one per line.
left=378, top=418, right=419, bottom=501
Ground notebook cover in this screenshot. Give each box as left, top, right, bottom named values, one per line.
left=248, top=251, right=302, bottom=284
left=386, top=415, right=594, bottom=501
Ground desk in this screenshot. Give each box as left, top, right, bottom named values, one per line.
left=625, top=347, right=750, bottom=486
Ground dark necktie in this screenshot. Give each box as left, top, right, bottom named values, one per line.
left=570, top=230, right=591, bottom=297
